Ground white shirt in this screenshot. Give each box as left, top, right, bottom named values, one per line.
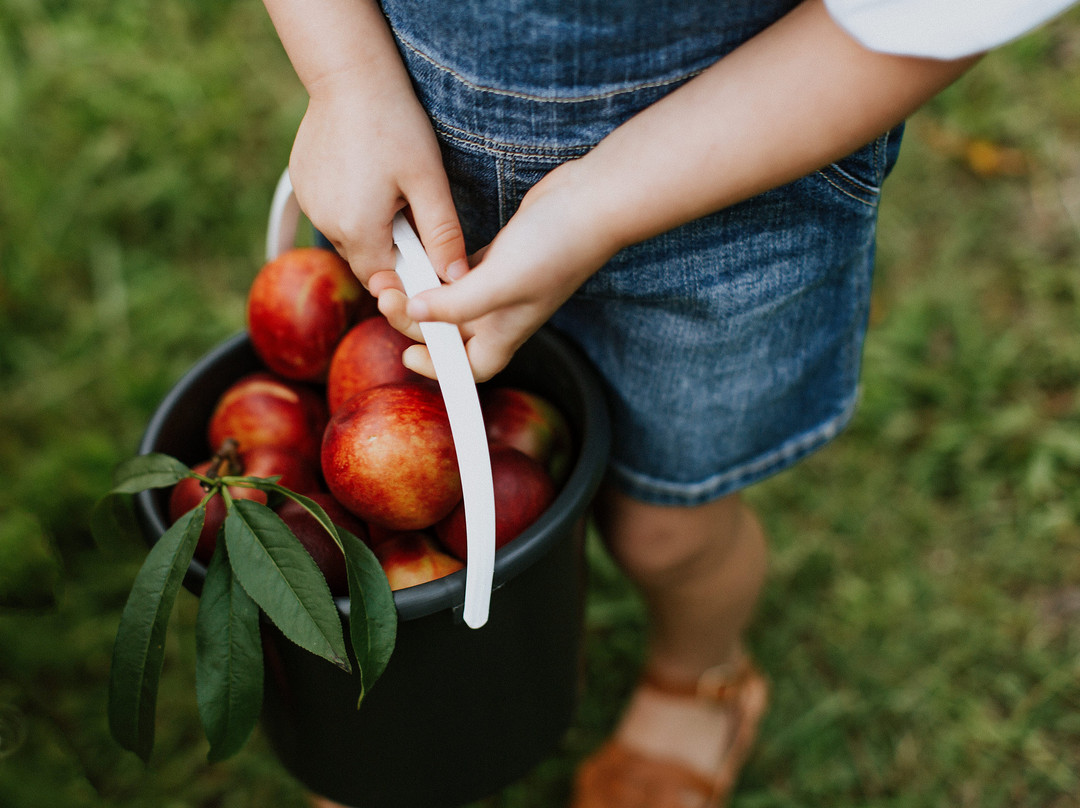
left=824, top=0, right=1079, bottom=59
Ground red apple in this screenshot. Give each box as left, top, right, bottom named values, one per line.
left=364, top=522, right=405, bottom=551
left=239, top=444, right=322, bottom=495
left=374, top=532, right=464, bottom=590
left=170, top=446, right=321, bottom=563
left=481, top=387, right=573, bottom=482
left=275, top=493, right=367, bottom=596
left=321, top=382, right=462, bottom=530
left=435, top=445, right=556, bottom=561
left=246, top=247, right=374, bottom=381
left=326, top=316, right=425, bottom=412
left=207, top=372, right=329, bottom=465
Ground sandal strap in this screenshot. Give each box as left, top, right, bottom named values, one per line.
left=575, top=740, right=718, bottom=808
left=640, top=657, right=757, bottom=704
left=572, top=659, right=770, bottom=808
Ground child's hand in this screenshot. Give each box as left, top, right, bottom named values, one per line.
left=287, top=68, right=469, bottom=296
left=376, top=163, right=622, bottom=382
left=360, top=0, right=979, bottom=383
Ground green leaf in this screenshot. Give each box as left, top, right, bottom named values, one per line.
left=340, top=528, right=397, bottom=705
left=108, top=505, right=204, bottom=762
left=248, top=487, right=397, bottom=699
left=196, top=542, right=264, bottom=763
left=245, top=483, right=339, bottom=543
left=112, top=453, right=191, bottom=494
left=224, top=499, right=350, bottom=672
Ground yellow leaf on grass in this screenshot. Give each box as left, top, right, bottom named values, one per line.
left=965, top=138, right=1027, bottom=178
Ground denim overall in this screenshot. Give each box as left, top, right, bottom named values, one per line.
left=380, top=0, right=904, bottom=505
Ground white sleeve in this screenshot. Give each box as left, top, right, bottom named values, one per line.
left=824, top=0, right=1079, bottom=59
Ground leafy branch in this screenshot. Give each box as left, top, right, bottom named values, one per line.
left=93, top=451, right=397, bottom=764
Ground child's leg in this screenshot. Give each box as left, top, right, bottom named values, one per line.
left=591, top=485, right=768, bottom=775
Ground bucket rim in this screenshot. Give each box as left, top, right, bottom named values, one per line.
left=134, top=327, right=611, bottom=622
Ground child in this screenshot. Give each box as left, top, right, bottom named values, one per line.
left=260, top=1, right=1077, bottom=805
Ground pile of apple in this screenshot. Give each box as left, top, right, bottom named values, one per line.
left=169, top=247, right=572, bottom=596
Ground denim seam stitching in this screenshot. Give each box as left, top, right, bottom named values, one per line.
left=434, top=118, right=594, bottom=159
left=815, top=168, right=879, bottom=208
left=393, top=25, right=707, bottom=103
left=495, top=155, right=509, bottom=227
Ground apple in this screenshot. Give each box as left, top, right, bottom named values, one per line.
left=326, top=316, right=425, bottom=412
left=321, top=382, right=462, bottom=530
left=246, top=247, right=374, bottom=381
left=374, top=532, right=464, bottom=590
left=364, top=522, right=405, bottom=551
left=275, top=493, right=367, bottom=596
left=170, top=445, right=321, bottom=563
left=207, top=372, right=329, bottom=465
left=435, top=445, right=556, bottom=561
left=239, top=444, right=322, bottom=495
left=480, top=387, right=573, bottom=482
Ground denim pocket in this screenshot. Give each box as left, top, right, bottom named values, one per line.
left=813, top=122, right=905, bottom=209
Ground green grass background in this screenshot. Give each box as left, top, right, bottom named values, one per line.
left=1, top=2, right=1078, bottom=806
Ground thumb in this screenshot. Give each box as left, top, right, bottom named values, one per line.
left=404, top=263, right=518, bottom=326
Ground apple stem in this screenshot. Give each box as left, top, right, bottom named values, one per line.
left=203, top=438, right=243, bottom=490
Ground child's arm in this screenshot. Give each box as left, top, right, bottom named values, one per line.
left=393, top=0, right=979, bottom=381
left=261, top=0, right=468, bottom=289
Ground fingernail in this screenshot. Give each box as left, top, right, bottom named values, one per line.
left=447, top=259, right=470, bottom=281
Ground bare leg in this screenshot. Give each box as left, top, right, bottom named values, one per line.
left=592, top=485, right=768, bottom=774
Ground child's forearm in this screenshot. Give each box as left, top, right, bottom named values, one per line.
left=565, top=0, right=980, bottom=254
left=260, top=0, right=468, bottom=284
left=261, top=0, right=406, bottom=96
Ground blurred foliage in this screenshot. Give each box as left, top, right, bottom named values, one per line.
left=0, top=510, right=62, bottom=609
left=1, top=0, right=1079, bottom=806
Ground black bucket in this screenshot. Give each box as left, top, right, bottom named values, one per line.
left=133, top=327, right=611, bottom=808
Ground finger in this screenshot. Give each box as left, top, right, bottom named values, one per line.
left=461, top=333, right=515, bottom=383
left=406, top=178, right=470, bottom=282
left=289, top=177, right=400, bottom=289
left=404, top=266, right=519, bottom=326
left=342, top=215, right=399, bottom=289
left=367, top=268, right=404, bottom=298
left=403, top=333, right=505, bottom=383
left=376, top=288, right=426, bottom=343
left=401, top=343, right=436, bottom=380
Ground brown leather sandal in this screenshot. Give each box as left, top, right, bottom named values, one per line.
left=571, top=658, right=769, bottom=808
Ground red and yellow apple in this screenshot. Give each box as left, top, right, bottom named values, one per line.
left=435, top=445, right=556, bottom=561
left=326, top=316, right=425, bottom=412
left=207, top=372, right=329, bottom=465
left=321, top=382, right=462, bottom=530
left=246, top=247, right=373, bottom=381
left=374, top=531, right=464, bottom=590
left=481, top=387, right=573, bottom=482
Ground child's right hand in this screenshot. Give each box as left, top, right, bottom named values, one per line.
left=286, top=67, right=469, bottom=296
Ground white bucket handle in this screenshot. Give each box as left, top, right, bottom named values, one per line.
left=262, top=168, right=496, bottom=629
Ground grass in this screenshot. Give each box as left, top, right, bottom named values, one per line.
left=1, top=1, right=1079, bottom=806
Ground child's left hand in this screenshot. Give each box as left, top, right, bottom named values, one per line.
left=373, top=162, right=622, bottom=382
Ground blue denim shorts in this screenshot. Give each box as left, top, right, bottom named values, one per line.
left=380, top=0, right=904, bottom=506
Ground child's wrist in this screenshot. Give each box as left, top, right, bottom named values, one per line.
left=536, top=158, right=631, bottom=264
left=304, top=63, right=371, bottom=100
